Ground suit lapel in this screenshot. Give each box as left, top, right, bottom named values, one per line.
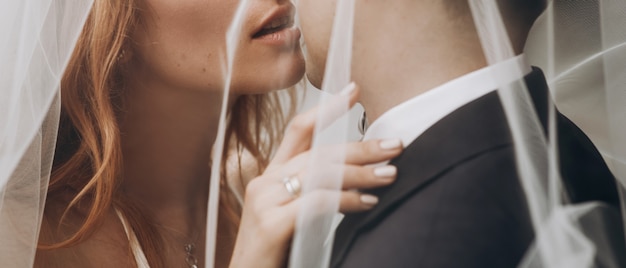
left=331, top=68, right=549, bottom=267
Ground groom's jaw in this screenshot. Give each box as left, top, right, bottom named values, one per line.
left=297, top=0, right=336, bottom=89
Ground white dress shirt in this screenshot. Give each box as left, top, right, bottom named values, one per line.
left=363, top=55, right=533, bottom=150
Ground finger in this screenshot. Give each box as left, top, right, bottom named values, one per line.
left=284, top=190, right=378, bottom=215
left=343, top=138, right=403, bottom=165
left=282, top=139, right=403, bottom=166
left=341, top=165, right=397, bottom=190
left=262, top=149, right=399, bottom=192
left=274, top=162, right=396, bottom=190
left=268, top=82, right=360, bottom=169
left=338, top=191, right=379, bottom=213
left=244, top=175, right=298, bottom=209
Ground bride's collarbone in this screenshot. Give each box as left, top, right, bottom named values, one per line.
left=36, top=203, right=136, bottom=267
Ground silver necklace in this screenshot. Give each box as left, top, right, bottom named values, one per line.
left=156, top=224, right=199, bottom=268
left=184, top=243, right=199, bottom=268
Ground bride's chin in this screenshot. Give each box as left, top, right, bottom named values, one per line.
left=230, top=74, right=304, bottom=94
left=233, top=58, right=305, bottom=94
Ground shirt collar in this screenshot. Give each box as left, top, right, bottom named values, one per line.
left=362, top=54, right=532, bottom=148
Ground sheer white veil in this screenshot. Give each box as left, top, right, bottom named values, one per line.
left=0, top=0, right=93, bottom=266
left=471, top=1, right=601, bottom=266
left=526, top=0, right=626, bottom=186
left=520, top=0, right=626, bottom=266
left=288, top=0, right=354, bottom=266
left=3, top=0, right=625, bottom=267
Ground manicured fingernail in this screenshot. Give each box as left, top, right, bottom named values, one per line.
left=374, top=165, right=397, bottom=178
left=360, top=194, right=379, bottom=206
left=379, top=139, right=402, bottom=150
left=339, top=82, right=357, bottom=96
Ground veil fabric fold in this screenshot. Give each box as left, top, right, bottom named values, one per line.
left=527, top=0, right=626, bottom=240
left=0, top=1, right=94, bottom=266
left=289, top=0, right=354, bottom=267
left=475, top=0, right=626, bottom=267
left=471, top=0, right=626, bottom=267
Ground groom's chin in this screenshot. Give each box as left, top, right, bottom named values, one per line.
left=305, top=59, right=325, bottom=89
left=305, top=74, right=323, bottom=90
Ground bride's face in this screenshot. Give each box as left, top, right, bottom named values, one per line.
left=131, top=0, right=304, bottom=93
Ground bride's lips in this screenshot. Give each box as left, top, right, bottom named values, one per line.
left=252, top=4, right=300, bottom=46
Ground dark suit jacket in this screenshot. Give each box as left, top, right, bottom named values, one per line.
left=331, top=68, right=624, bottom=268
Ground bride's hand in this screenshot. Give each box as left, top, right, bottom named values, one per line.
left=229, top=83, right=403, bottom=268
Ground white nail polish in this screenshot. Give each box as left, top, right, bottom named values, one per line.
left=374, top=166, right=397, bottom=178
left=339, top=82, right=356, bottom=96
left=379, top=139, right=402, bottom=150
left=360, top=194, right=379, bottom=205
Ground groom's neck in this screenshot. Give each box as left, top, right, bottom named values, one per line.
left=352, top=2, right=490, bottom=123
left=355, top=47, right=488, bottom=125
left=352, top=21, right=486, bottom=123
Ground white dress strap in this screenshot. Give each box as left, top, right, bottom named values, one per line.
left=115, top=208, right=151, bottom=268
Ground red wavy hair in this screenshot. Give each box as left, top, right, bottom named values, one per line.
left=38, top=1, right=295, bottom=267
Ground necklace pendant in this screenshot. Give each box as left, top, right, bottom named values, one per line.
left=184, top=243, right=195, bottom=253
left=184, top=243, right=199, bottom=268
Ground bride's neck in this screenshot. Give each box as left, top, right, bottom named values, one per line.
left=118, top=72, right=227, bottom=229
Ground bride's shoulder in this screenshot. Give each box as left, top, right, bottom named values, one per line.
left=36, top=198, right=136, bottom=267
